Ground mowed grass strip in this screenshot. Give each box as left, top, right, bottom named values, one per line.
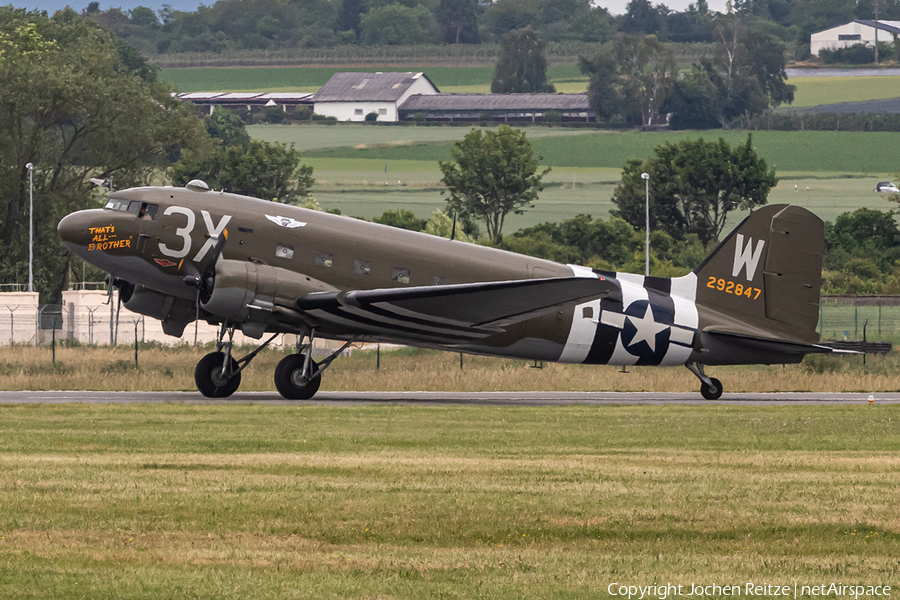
left=303, top=128, right=900, bottom=174
left=0, top=403, right=898, bottom=598
left=5, top=343, right=900, bottom=392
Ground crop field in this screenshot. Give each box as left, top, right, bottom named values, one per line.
left=248, top=124, right=899, bottom=228
left=0, top=400, right=898, bottom=599
left=161, top=65, right=588, bottom=94
left=789, top=75, right=900, bottom=108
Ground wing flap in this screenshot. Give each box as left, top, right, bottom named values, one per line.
left=296, top=276, right=619, bottom=343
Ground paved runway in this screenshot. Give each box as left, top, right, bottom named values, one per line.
left=0, top=390, right=897, bottom=406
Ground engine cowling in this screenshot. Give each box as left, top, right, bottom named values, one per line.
left=200, top=260, right=336, bottom=336
left=123, top=285, right=197, bottom=337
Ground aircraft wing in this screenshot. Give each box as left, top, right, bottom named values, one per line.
left=296, top=276, right=620, bottom=344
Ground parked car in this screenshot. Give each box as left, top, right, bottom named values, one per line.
left=876, top=182, right=899, bottom=193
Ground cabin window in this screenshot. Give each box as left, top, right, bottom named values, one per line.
left=276, top=244, right=294, bottom=260
left=431, top=276, right=447, bottom=286
left=583, top=306, right=593, bottom=319
left=138, top=202, right=158, bottom=220
left=354, top=259, right=371, bottom=275
left=392, top=268, right=410, bottom=284
left=315, top=252, right=333, bottom=267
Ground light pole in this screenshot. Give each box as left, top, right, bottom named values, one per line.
left=25, top=163, right=34, bottom=293
left=641, top=172, right=650, bottom=277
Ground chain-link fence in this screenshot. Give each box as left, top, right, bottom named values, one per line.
left=818, top=296, right=900, bottom=341
left=0, top=295, right=897, bottom=346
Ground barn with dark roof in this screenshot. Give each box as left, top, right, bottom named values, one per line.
left=398, top=93, right=594, bottom=123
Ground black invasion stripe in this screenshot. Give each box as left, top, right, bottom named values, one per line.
left=359, top=301, right=482, bottom=334
left=319, top=305, right=482, bottom=343
left=582, top=295, right=623, bottom=365
left=643, top=276, right=671, bottom=295
left=339, top=304, right=485, bottom=339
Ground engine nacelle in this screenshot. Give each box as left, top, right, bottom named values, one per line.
left=123, top=285, right=198, bottom=337
left=200, top=260, right=336, bottom=336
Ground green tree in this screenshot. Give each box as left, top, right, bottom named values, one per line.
left=491, top=28, right=556, bottom=94
left=439, top=125, right=550, bottom=242
left=580, top=34, right=675, bottom=126
left=373, top=210, right=427, bottom=231
left=360, top=3, right=434, bottom=45
left=436, top=0, right=480, bottom=44
left=204, top=107, right=250, bottom=149
left=612, top=135, right=777, bottom=245
left=662, top=61, right=725, bottom=129
left=172, top=140, right=314, bottom=204
left=0, top=7, right=206, bottom=300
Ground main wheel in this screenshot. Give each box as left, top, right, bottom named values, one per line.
left=700, top=377, right=723, bottom=400
left=274, top=353, right=321, bottom=400
left=195, top=351, right=241, bottom=398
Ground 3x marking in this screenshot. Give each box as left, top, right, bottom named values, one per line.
left=158, top=206, right=232, bottom=262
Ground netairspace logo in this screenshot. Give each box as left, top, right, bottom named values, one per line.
left=606, top=583, right=892, bottom=599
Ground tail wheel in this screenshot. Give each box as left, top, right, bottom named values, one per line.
left=274, top=353, right=321, bottom=400
left=700, top=377, right=723, bottom=400
left=195, top=351, right=241, bottom=398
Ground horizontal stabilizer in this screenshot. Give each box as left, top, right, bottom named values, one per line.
left=296, top=277, right=619, bottom=344
left=705, top=328, right=837, bottom=356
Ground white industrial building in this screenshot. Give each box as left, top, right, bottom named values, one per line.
left=312, top=72, right=439, bottom=122
left=811, top=20, right=900, bottom=56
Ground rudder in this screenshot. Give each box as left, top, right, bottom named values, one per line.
left=693, top=204, right=824, bottom=343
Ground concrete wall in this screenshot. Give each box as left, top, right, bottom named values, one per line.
left=0, top=292, right=39, bottom=344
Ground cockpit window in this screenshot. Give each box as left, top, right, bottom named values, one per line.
left=104, top=198, right=133, bottom=212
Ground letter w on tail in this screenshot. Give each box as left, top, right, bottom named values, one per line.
left=732, top=234, right=765, bottom=281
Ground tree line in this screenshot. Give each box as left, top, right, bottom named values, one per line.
left=79, top=0, right=900, bottom=60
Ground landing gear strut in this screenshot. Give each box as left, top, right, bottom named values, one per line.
left=685, top=362, right=723, bottom=400
left=274, top=328, right=357, bottom=400
left=194, top=323, right=279, bottom=398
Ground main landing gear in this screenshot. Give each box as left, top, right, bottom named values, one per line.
left=193, top=324, right=355, bottom=400
left=685, top=362, right=723, bottom=400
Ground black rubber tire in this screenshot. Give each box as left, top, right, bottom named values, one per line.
left=194, top=351, right=241, bottom=398
left=700, top=377, right=723, bottom=400
left=274, top=353, right=321, bottom=400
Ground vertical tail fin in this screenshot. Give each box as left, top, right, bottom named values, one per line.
left=693, top=204, right=824, bottom=343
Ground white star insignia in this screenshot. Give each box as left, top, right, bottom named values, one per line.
left=625, top=304, right=668, bottom=353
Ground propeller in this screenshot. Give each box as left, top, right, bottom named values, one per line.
left=182, top=231, right=228, bottom=344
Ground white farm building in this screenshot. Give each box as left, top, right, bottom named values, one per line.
left=810, top=20, right=900, bottom=56
left=312, top=72, right=439, bottom=122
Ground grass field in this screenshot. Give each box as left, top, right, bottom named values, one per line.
left=789, top=75, right=900, bottom=108
left=0, top=401, right=898, bottom=598
left=247, top=124, right=899, bottom=228
left=1, top=343, right=899, bottom=393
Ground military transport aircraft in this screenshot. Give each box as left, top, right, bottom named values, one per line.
left=58, top=180, right=837, bottom=400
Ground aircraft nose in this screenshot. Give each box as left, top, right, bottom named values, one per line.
left=57, top=210, right=93, bottom=248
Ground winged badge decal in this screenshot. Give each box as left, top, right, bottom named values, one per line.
left=266, top=214, right=307, bottom=229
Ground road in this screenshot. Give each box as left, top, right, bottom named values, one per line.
left=0, top=390, right=895, bottom=406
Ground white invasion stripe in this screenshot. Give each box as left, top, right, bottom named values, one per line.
left=661, top=272, right=699, bottom=366
left=607, top=275, right=648, bottom=365
left=557, top=264, right=601, bottom=364
left=670, top=272, right=698, bottom=328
